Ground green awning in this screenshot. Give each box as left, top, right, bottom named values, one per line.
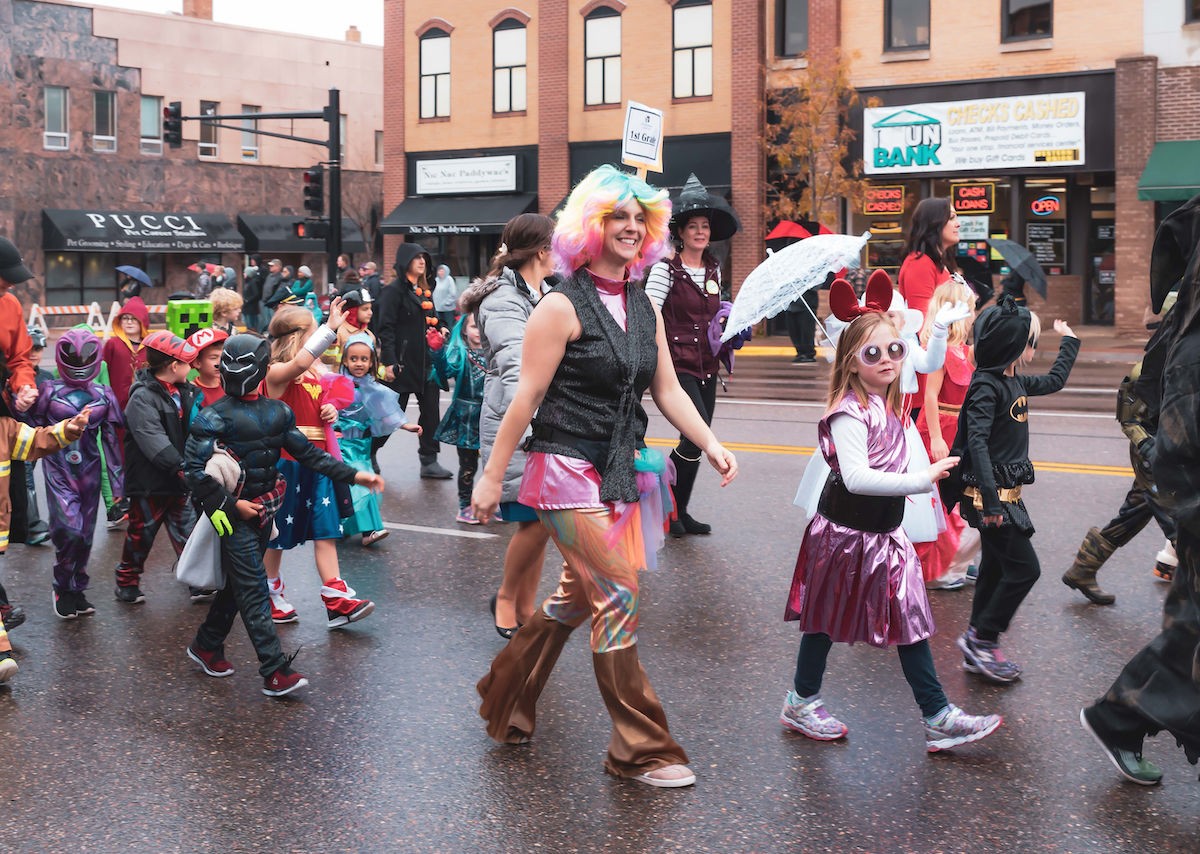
left=1138, top=141, right=1200, bottom=201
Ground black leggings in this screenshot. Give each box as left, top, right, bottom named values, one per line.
left=457, top=448, right=479, bottom=507
left=972, top=525, right=1041, bottom=641
left=793, top=632, right=948, bottom=718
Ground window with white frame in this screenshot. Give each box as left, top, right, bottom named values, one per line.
left=375, top=130, right=383, bottom=167
left=44, top=86, right=69, bottom=150
left=241, top=104, right=259, bottom=161
left=584, top=7, right=621, bottom=106
left=93, top=91, right=116, bottom=152
left=673, top=0, right=713, bottom=99
left=420, top=29, right=451, bottom=119
left=493, top=18, right=527, bottom=113
left=199, top=100, right=219, bottom=158
left=140, top=95, right=162, bottom=155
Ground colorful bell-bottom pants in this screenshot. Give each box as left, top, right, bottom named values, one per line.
left=477, top=505, right=688, bottom=778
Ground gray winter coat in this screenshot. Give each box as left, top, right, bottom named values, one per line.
left=462, top=267, right=538, bottom=504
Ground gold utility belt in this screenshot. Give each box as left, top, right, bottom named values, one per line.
left=937, top=402, right=962, bottom=414
left=962, top=485, right=1022, bottom=509
left=298, top=425, right=326, bottom=442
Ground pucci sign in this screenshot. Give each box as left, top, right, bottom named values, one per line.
left=415, top=155, right=518, bottom=195
left=84, top=212, right=207, bottom=238
left=41, top=209, right=243, bottom=252
left=864, top=92, right=1086, bottom=175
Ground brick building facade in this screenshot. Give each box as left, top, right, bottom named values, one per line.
left=0, top=0, right=383, bottom=313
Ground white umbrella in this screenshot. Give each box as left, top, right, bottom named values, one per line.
left=721, top=231, right=870, bottom=342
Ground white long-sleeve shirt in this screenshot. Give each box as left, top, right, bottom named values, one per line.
left=828, top=414, right=933, bottom=497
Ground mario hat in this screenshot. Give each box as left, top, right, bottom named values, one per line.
left=141, top=330, right=199, bottom=363
left=186, top=326, right=230, bottom=354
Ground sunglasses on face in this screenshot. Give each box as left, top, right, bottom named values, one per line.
left=857, top=339, right=909, bottom=367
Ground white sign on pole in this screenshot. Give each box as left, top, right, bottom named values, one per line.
left=621, top=101, right=664, bottom=174
left=957, top=215, right=990, bottom=240
left=863, top=92, right=1086, bottom=175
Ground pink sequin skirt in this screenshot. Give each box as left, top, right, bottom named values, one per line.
left=784, top=515, right=935, bottom=648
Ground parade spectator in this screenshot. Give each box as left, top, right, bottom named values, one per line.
left=360, top=261, right=382, bottom=304
left=460, top=213, right=556, bottom=638
left=118, top=271, right=142, bottom=304
left=258, top=259, right=283, bottom=323
left=644, top=172, right=741, bottom=538
left=264, top=265, right=296, bottom=310
left=241, top=255, right=263, bottom=332
left=336, top=254, right=351, bottom=287
left=195, top=264, right=213, bottom=298
left=955, top=300, right=1078, bottom=683
left=432, top=264, right=459, bottom=331
left=781, top=276, right=1001, bottom=752
left=785, top=290, right=819, bottom=363
left=899, top=198, right=959, bottom=419
left=472, top=165, right=738, bottom=788
left=377, top=244, right=451, bottom=479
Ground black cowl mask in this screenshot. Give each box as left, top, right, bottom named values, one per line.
left=973, top=295, right=1032, bottom=374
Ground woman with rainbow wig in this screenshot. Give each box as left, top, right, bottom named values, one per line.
left=471, top=165, right=739, bottom=789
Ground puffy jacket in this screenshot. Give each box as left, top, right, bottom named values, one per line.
left=123, top=368, right=199, bottom=496
left=463, top=267, right=537, bottom=503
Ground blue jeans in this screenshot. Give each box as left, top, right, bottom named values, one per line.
left=193, top=518, right=285, bottom=678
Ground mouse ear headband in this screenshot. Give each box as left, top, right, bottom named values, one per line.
left=828, top=269, right=895, bottom=322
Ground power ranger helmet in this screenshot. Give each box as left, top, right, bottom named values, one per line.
left=219, top=333, right=270, bottom=397
left=56, top=328, right=102, bottom=386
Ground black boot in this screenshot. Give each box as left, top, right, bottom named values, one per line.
left=669, top=451, right=711, bottom=537
left=419, top=454, right=452, bottom=479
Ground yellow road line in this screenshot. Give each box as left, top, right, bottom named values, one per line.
left=646, top=437, right=1132, bottom=477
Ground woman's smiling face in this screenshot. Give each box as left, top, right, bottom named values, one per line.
left=601, top=199, right=647, bottom=268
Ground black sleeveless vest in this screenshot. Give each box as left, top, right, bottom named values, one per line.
left=529, top=269, right=658, bottom=503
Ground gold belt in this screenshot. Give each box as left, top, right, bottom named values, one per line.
left=937, top=402, right=962, bottom=414
left=962, top=485, right=1022, bottom=509
left=298, top=425, right=326, bottom=442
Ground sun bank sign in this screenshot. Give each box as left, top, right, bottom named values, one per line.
left=864, top=92, right=1086, bottom=175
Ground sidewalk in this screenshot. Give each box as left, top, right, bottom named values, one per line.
left=740, top=324, right=1150, bottom=366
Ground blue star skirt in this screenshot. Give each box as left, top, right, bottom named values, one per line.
left=267, top=459, right=344, bottom=550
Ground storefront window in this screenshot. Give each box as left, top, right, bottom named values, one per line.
left=851, top=179, right=923, bottom=272
left=932, top=178, right=1013, bottom=280
left=1020, top=178, right=1067, bottom=276
left=1087, top=184, right=1115, bottom=324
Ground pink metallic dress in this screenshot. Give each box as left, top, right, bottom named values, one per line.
left=784, top=394, right=936, bottom=648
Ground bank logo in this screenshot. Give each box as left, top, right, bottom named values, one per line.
left=870, top=110, right=942, bottom=170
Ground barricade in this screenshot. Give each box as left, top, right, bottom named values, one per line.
left=28, top=301, right=168, bottom=338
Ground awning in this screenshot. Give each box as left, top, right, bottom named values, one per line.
left=42, top=209, right=242, bottom=252
left=379, top=193, right=537, bottom=235
left=1138, top=141, right=1200, bottom=201
left=237, top=215, right=367, bottom=254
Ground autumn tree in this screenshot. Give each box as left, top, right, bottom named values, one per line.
left=764, top=50, right=877, bottom=229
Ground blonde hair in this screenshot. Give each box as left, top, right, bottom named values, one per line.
left=208, top=287, right=243, bottom=322
left=827, top=313, right=904, bottom=416
left=1018, top=311, right=1042, bottom=367
left=267, top=305, right=315, bottom=364
left=921, top=280, right=975, bottom=346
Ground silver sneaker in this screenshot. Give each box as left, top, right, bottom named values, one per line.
left=924, top=704, right=1002, bottom=752
left=780, top=690, right=848, bottom=741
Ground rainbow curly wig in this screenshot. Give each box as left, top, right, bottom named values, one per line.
left=552, top=164, right=672, bottom=280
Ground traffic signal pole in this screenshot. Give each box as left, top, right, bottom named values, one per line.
left=176, top=89, right=344, bottom=289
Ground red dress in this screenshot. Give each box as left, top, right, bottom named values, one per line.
left=914, top=343, right=973, bottom=583
left=276, top=374, right=326, bottom=460
left=898, top=253, right=950, bottom=414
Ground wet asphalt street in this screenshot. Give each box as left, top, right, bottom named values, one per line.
left=3, top=392, right=1199, bottom=853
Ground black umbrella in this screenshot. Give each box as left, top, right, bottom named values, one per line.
left=954, top=254, right=995, bottom=310
left=115, top=265, right=152, bottom=287
left=988, top=239, right=1047, bottom=299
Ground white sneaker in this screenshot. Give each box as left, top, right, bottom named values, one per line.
left=269, top=580, right=298, bottom=624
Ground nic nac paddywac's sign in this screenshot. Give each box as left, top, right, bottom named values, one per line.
left=864, top=92, right=1086, bottom=175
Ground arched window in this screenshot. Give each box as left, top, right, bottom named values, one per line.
left=584, top=6, right=621, bottom=106
left=420, top=28, right=451, bottom=119
left=493, top=18, right=527, bottom=113
left=673, top=0, right=712, bottom=99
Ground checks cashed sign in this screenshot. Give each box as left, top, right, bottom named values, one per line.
left=864, top=92, right=1086, bottom=175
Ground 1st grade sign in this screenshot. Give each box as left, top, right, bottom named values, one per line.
left=864, top=92, right=1086, bottom=175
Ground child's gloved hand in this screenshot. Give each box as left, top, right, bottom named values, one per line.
left=426, top=328, right=445, bottom=351
left=934, top=301, right=972, bottom=327
left=208, top=509, right=233, bottom=537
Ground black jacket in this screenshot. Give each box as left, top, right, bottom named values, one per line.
left=377, top=243, right=438, bottom=395
left=123, top=368, right=199, bottom=496
left=243, top=269, right=263, bottom=311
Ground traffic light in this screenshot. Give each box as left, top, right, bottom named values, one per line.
left=293, top=219, right=329, bottom=240
left=163, top=101, right=183, bottom=148
left=303, top=165, right=324, bottom=216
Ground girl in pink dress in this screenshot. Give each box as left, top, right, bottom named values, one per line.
left=780, top=275, right=1001, bottom=753
left=916, top=279, right=981, bottom=588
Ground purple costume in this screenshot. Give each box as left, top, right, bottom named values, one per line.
left=785, top=393, right=934, bottom=648
left=26, top=330, right=124, bottom=593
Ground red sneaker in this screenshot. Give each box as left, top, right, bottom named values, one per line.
left=186, top=644, right=235, bottom=678
left=269, top=585, right=298, bottom=624
left=262, top=666, right=309, bottom=697
left=321, top=578, right=375, bottom=629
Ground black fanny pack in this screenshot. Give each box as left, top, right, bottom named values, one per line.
left=527, top=423, right=612, bottom=475
left=817, top=471, right=905, bottom=534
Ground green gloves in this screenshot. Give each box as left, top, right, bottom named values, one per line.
left=209, top=508, right=233, bottom=537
